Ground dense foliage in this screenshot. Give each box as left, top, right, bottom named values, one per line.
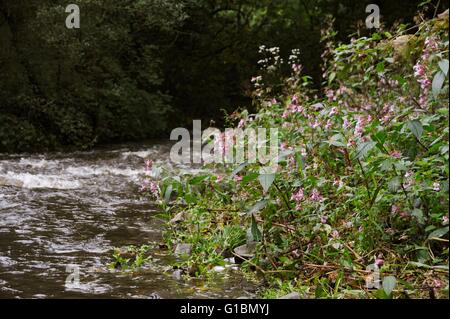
left=1, top=0, right=438, bottom=152
left=143, top=12, right=449, bottom=298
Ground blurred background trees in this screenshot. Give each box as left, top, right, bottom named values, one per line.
left=0, top=0, right=447, bottom=152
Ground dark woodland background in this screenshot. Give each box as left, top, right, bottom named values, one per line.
left=0, top=0, right=447, bottom=152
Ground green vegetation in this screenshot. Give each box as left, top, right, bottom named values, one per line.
left=142, top=12, right=449, bottom=298
left=1, top=0, right=434, bottom=152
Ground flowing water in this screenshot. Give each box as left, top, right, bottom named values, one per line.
left=0, top=142, right=256, bottom=299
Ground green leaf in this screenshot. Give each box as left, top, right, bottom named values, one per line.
left=247, top=199, right=269, bottom=215
left=251, top=214, right=262, bottom=242
left=382, top=276, right=397, bottom=296
left=439, top=59, right=449, bottom=76
left=242, top=172, right=259, bottom=185
left=406, top=120, right=423, bottom=140
left=189, top=175, right=209, bottom=185
left=164, top=184, right=173, bottom=203
left=411, top=209, right=425, bottom=224
left=231, top=161, right=248, bottom=177
left=432, top=71, right=445, bottom=97
left=329, top=72, right=336, bottom=84
left=376, top=62, right=385, bottom=73
left=428, top=227, right=449, bottom=239
left=388, top=176, right=401, bottom=192
left=329, top=134, right=346, bottom=147
left=258, top=173, right=275, bottom=193
left=355, top=141, right=376, bottom=159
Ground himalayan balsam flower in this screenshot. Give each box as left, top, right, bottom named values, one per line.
left=310, top=188, right=322, bottom=202
left=331, top=230, right=339, bottom=239
left=320, top=216, right=328, bottom=224
left=390, top=150, right=402, bottom=159
left=391, top=205, right=400, bottom=215
left=374, top=256, right=384, bottom=267
left=342, top=117, right=350, bottom=129
left=145, top=159, right=153, bottom=171
left=442, top=215, right=449, bottom=226
left=354, top=116, right=366, bottom=137
left=329, top=107, right=338, bottom=116
left=291, top=188, right=305, bottom=202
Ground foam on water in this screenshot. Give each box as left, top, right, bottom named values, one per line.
left=1, top=172, right=81, bottom=190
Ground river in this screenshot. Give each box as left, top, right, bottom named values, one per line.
left=0, top=141, right=256, bottom=298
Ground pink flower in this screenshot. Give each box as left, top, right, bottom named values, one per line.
left=342, top=117, right=350, bottom=129
left=291, top=188, right=305, bottom=202
left=374, top=256, right=384, bottom=267
left=391, top=205, right=400, bottom=215
left=238, top=119, right=246, bottom=129
left=325, top=119, right=333, bottom=130
left=150, top=181, right=159, bottom=198
left=292, top=64, right=302, bottom=72
left=329, top=107, right=338, bottom=116
left=234, top=175, right=243, bottom=183
left=145, top=159, right=153, bottom=171
left=347, top=139, right=356, bottom=147
left=390, top=150, right=402, bottom=159
left=310, top=120, right=320, bottom=129
left=354, top=116, right=366, bottom=137
left=310, top=188, right=323, bottom=202
left=331, top=230, right=339, bottom=239
left=442, top=215, right=449, bottom=226
left=140, top=179, right=149, bottom=192
left=216, top=175, right=224, bottom=183
left=320, top=216, right=328, bottom=224
left=326, top=90, right=336, bottom=101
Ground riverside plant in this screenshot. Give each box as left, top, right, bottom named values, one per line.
left=140, top=14, right=449, bottom=298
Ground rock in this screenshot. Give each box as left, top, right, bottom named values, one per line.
left=438, top=9, right=449, bottom=20
left=174, top=243, right=192, bottom=256
left=233, top=243, right=256, bottom=264
left=212, top=266, right=225, bottom=273
left=278, top=292, right=301, bottom=299
left=170, top=211, right=186, bottom=224
left=172, top=269, right=183, bottom=280
left=224, top=257, right=235, bottom=264
left=149, top=292, right=162, bottom=299
left=392, top=35, right=414, bottom=62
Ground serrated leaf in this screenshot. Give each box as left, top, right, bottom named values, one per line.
left=439, top=59, right=449, bottom=75
left=329, top=134, right=346, bottom=147
left=258, top=173, right=275, bottom=193
left=432, top=71, right=445, bottom=97
left=382, top=276, right=397, bottom=296
left=406, top=120, right=423, bottom=140
left=388, top=176, right=401, bottom=192
left=428, top=227, right=449, bottom=239
left=355, top=141, right=376, bottom=159
left=411, top=209, right=425, bottom=224
left=380, top=159, right=394, bottom=171
left=247, top=199, right=269, bottom=215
